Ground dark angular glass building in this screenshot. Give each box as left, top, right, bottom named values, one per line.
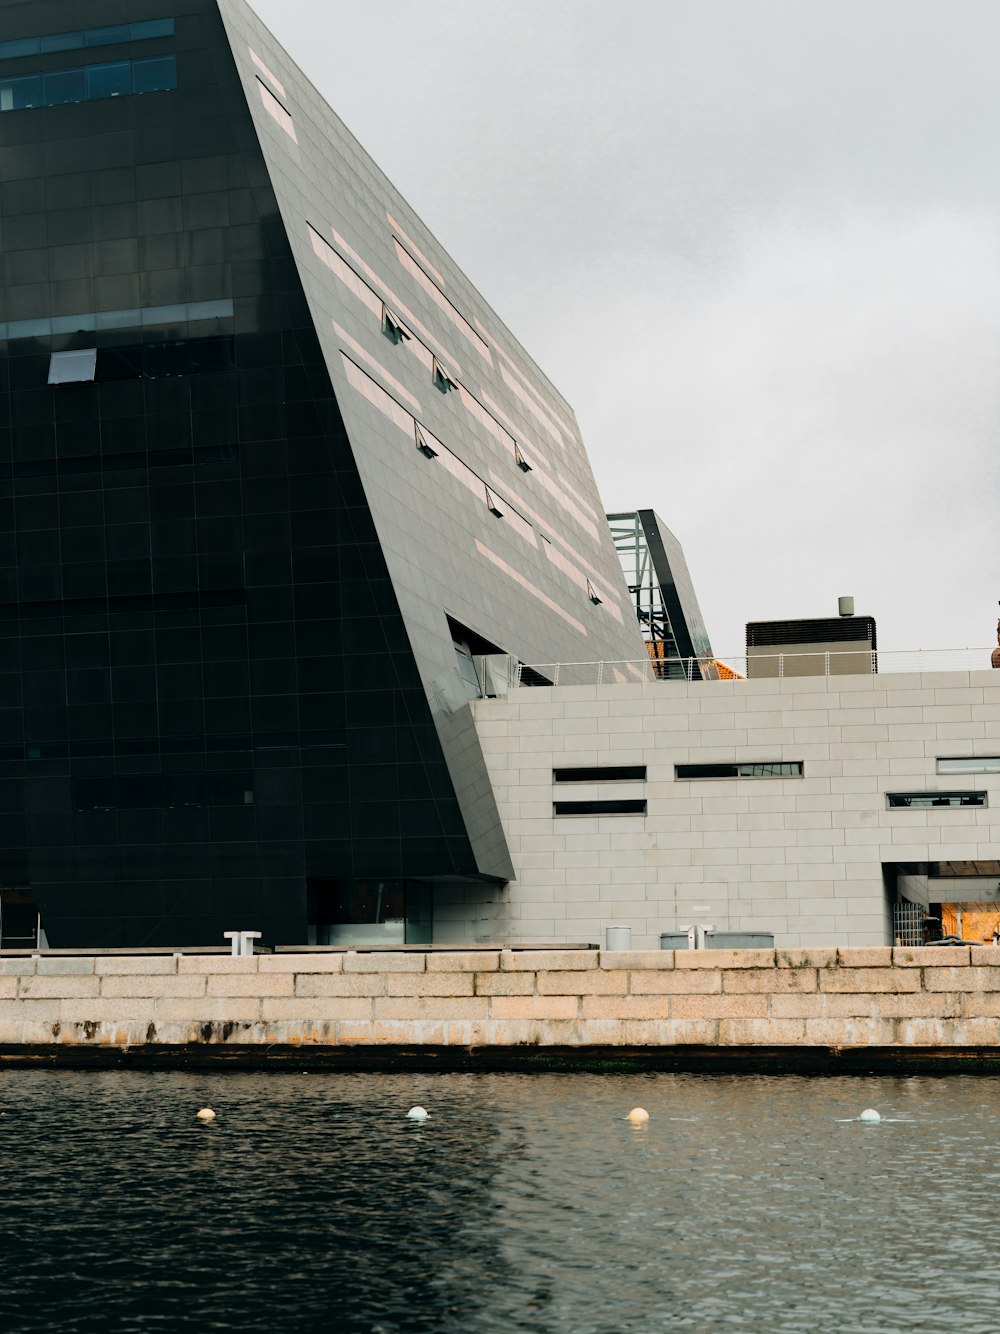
left=0, top=0, right=644, bottom=948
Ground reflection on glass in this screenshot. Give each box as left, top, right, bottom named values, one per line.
left=86, top=61, right=132, bottom=99
left=0, top=19, right=174, bottom=60
left=0, top=56, right=176, bottom=113
left=43, top=67, right=86, bottom=105
left=133, top=56, right=175, bottom=93
left=0, top=75, right=41, bottom=111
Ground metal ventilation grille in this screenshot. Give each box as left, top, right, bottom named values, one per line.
left=745, top=616, right=877, bottom=647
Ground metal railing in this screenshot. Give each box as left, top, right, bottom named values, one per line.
left=510, top=646, right=999, bottom=688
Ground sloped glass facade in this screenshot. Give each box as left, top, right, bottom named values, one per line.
left=0, top=0, right=479, bottom=946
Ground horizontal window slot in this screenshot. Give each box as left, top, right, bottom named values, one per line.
left=0, top=54, right=176, bottom=114
left=0, top=19, right=174, bottom=61
left=887, top=792, right=987, bottom=809
left=676, top=762, right=804, bottom=780
left=936, top=758, right=1000, bottom=774
left=553, top=766, right=646, bottom=783
left=2, top=299, right=233, bottom=344
left=554, top=800, right=647, bottom=816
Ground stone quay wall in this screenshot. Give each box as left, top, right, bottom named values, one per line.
left=1, top=945, right=1000, bottom=1054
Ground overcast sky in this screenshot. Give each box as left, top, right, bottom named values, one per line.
left=251, top=0, right=999, bottom=659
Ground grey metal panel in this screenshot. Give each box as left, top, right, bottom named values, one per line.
left=217, top=0, right=645, bottom=879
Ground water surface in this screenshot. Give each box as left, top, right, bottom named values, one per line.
left=0, top=1070, right=994, bottom=1332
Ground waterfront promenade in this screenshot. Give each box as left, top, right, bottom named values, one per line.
left=0, top=945, right=998, bottom=1069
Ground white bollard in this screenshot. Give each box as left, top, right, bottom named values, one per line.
left=605, top=925, right=631, bottom=951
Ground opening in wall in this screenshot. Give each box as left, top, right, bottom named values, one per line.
left=554, top=766, right=646, bottom=782
left=554, top=800, right=647, bottom=816
left=415, top=423, right=437, bottom=458
left=307, top=878, right=432, bottom=945
left=432, top=356, right=456, bottom=393
left=887, top=792, right=987, bottom=809
left=676, top=762, right=804, bottom=780
left=0, top=887, right=42, bottom=949
left=382, top=303, right=410, bottom=345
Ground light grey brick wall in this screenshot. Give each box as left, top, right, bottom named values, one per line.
left=469, top=669, right=1000, bottom=949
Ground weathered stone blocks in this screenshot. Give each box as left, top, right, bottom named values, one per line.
left=3, top=947, right=1000, bottom=1050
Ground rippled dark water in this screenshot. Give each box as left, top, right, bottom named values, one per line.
left=0, top=1070, right=996, bottom=1331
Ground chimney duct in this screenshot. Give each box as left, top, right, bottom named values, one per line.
left=838, top=596, right=854, bottom=617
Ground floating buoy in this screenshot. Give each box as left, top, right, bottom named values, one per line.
left=627, top=1107, right=650, bottom=1123
left=407, top=1106, right=429, bottom=1122
left=859, top=1108, right=881, bottom=1124
left=195, top=1107, right=216, bottom=1122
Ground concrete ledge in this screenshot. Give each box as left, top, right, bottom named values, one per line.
left=0, top=948, right=996, bottom=1053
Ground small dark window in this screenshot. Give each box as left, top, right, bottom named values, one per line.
left=676, top=762, right=804, bottom=780
left=514, top=443, right=531, bottom=473
left=432, top=356, right=456, bottom=393
left=133, top=56, right=176, bottom=94
left=86, top=61, right=133, bottom=99
left=382, top=303, right=410, bottom=345
left=586, top=579, right=601, bottom=605
left=553, top=766, right=646, bottom=783
left=484, top=486, right=503, bottom=518
left=554, top=800, right=647, bottom=816
left=415, top=424, right=437, bottom=458
left=887, top=792, right=987, bottom=809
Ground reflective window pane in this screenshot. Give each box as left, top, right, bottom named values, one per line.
left=48, top=350, right=98, bottom=385
left=0, top=75, right=42, bottom=111
left=133, top=57, right=176, bottom=94
left=43, top=67, right=86, bottom=106
left=40, top=32, right=84, bottom=54
left=132, top=20, right=175, bottom=40
left=86, top=62, right=133, bottom=100
left=0, top=38, right=40, bottom=58
left=86, top=26, right=131, bottom=49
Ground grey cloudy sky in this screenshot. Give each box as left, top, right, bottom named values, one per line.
left=251, top=0, right=1000, bottom=659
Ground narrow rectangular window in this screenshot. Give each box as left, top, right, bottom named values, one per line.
left=676, top=762, right=804, bottom=780
left=86, top=61, right=133, bottom=99
left=553, top=766, right=646, bottom=782
left=514, top=443, right=531, bottom=472
left=415, top=423, right=437, bottom=458
left=48, top=349, right=97, bottom=384
left=936, top=757, right=1000, bottom=774
left=382, top=303, right=409, bottom=345
left=43, top=67, right=86, bottom=104
left=886, top=792, right=987, bottom=809
left=432, top=356, right=456, bottom=393
left=554, top=800, right=647, bottom=816
left=133, top=56, right=176, bottom=94
left=484, top=485, right=503, bottom=517
left=434, top=357, right=458, bottom=392
left=586, top=579, right=602, bottom=605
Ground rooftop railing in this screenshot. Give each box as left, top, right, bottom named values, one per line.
left=507, top=646, right=1000, bottom=688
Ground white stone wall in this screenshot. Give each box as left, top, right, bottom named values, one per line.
left=469, top=669, right=1000, bottom=949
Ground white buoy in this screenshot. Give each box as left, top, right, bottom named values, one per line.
left=627, top=1107, right=650, bottom=1123
left=859, top=1108, right=881, bottom=1124
left=407, top=1106, right=429, bottom=1122
left=195, top=1107, right=216, bottom=1122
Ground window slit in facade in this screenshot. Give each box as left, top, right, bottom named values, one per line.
left=432, top=356, right=456, bottom=393
left=382, top=303, right=409, bottom=345
left=0, top=55, right=177, bottom=113
left=415, top=423, right=437, bottom=458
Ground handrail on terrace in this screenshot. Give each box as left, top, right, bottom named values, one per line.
left=507, top=646, right=1000, bottom=689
